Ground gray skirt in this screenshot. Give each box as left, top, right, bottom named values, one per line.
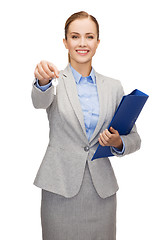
left=41, top=162, right=117, bottom=240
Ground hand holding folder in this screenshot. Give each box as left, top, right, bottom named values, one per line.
left=91, top=89, right=149, bottom=161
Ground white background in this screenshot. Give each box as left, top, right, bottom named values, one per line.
left=0, top=0, right=166, bottom=239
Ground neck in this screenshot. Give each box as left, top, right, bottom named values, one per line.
left=70, top=59, right=92, bottom=77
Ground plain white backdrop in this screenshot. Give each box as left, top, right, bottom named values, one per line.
left=0, top=0, right=166, bottom=239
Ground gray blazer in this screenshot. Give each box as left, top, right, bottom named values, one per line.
left=31, top=65, right=141, bottom=198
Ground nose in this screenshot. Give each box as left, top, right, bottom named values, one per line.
left=79, top=37, right=87, bottom=47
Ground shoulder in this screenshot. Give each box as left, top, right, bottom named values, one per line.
left=96, top=71, right=123, bottom=89
left=95, top=71, right=125, bottom=102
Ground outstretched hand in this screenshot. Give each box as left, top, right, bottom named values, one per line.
left=34, top=60, right=59, bottom=86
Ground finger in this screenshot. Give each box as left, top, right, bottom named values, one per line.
left=41, top=61, right=55, bottom=79
left=48, top=62, right=59, bottom=78
left=109, top=127, right=118, bottom=134
left=104, top=129, right=112, bottom=138
left=102, top=131, right=110, bottom=142
left=34, top=67, right=44, bottom=81
left=38, top=63, right=51, bottom=80
left=98, top=137, right=105, bottom=146
left=99, top=133, right=108, bottom=145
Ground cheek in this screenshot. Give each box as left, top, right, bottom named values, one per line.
left=67, top=40, right=77, bottom=51
left=89, top=42, right=98, bottom=52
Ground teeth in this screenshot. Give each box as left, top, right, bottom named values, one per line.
left=77, top=50, right=88, bottom=53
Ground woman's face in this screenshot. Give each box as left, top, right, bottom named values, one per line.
left=63, top=18, right=100, bottom=65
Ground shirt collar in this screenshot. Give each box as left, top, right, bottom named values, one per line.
left=70, top=64, right=96, bottom=84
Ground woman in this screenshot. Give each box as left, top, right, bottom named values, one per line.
left=32, top=11, right=141, bottom=240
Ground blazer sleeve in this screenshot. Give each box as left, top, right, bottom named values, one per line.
left=31, top=78, right=54, bottom=109
left=110, top=81, right=141, bottom=157
left=111, top=124, right=141, bottom=157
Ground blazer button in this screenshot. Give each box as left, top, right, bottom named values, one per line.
left=84, top=146, right=90, bottom=152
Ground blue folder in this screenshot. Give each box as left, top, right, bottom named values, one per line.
left=91, top=89, right=149, bottom=161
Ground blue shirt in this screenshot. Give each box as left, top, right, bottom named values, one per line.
left=35, top=65, right=125, bottom=154
left=70, top=65, right=99, bottom=141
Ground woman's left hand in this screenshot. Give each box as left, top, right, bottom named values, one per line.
left=98, top=127, right=123, bottom=150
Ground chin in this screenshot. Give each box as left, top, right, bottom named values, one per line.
left=69, top=51, right=94, bottom=64
left=72, top=56, right=92, bottom=65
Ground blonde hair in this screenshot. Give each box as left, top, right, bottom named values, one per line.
left=64, top=11, right=100, bottom=62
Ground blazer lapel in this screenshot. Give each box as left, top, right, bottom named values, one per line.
left=62, top=65, right=87, bottom=138
left=62, top=65, right=108, bottom=145
left=89, top=71, right=108, bottom=145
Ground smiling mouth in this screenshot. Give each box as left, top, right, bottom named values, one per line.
left=76, top=50, right=89, bottom=55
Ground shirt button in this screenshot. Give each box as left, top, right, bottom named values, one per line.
left=84, top=146, right=90, bottom=152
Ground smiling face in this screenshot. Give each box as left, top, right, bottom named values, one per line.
left=63, top=18, right=100, bottom=67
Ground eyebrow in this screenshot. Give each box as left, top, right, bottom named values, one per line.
left=70, top=32, right=95, bottom=35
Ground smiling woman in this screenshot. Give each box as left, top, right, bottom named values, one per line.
left=32, top=11, right=141, bottom=240
left=63, top=12, right=100, bottom=76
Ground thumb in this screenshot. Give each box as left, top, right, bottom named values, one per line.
left=109, top=127, right=118, bottom=134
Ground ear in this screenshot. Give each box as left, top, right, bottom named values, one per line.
left=96, top=39, right=100, bottom=49
left=63, top=38, right=68, bottom=49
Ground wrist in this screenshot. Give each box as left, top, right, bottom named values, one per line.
left=38, top=79, right=50, bottom=86
left=115, top=138, right=123, bottom=151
